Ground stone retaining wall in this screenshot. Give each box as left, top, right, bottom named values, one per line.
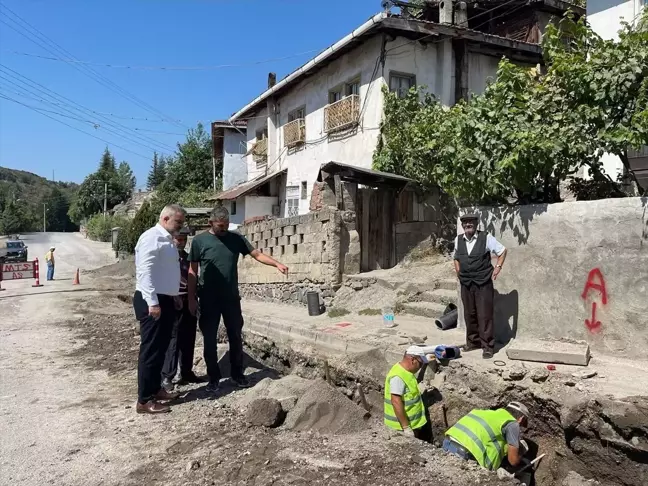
left=237, top=209, right=357, bottom=297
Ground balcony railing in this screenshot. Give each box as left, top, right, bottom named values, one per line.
left=251, top=137, right=268, bottom=167
left=283, top=118, right=306, bottom=147
left=324, top=94, right=360, bottom=133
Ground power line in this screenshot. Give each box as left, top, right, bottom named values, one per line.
left=1, top=48, right=323, bottom=71
left=0, top=93, right=152, bottom=160
left=0, top=65, right=177, bottom=153
left=0, top=2, right=187, bottom=129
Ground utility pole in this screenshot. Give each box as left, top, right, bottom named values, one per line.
left=43, top=203, right=47, bottom=233
left=103, top=182, right=108, bottom=220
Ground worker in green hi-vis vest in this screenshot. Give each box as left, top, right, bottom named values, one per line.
left=444, top=401, right=531, bottom=472
left=384, top=346, right=434, bottom=443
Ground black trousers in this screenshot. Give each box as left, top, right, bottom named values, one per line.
left=461, top=280, right=495, bottom=352
left=162, top=297, right=198, bottom=381
left=133, top=291, right=175, bottom=403
left=414, top=420, right=433, bottom=443
left=199, top=297, right=245, bottom=383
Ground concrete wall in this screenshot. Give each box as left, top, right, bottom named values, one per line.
left=246, top=196, right=277, bottom=220
left=222, top=128, right=247, bottom=190
left=460, top=197, right=648, bottom=359
left=226, top=198, right=246, bottom=227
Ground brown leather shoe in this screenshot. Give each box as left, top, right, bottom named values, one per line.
left=136, top=401, right=171, bottom=414
left=155, top=388, right=180, bottom=401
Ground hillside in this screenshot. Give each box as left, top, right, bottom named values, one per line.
left=0, top=166, right=79, bottom=234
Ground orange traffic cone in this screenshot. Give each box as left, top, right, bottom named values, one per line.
left=73, top=268, right=80, bottom=285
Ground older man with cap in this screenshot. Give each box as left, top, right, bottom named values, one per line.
left=454, top=213, right=507, bottom=359
left=161, top=226, right=205, bottom=392
left=443, top=401, right=531, bottom=471
left=384, top=345, right=434, bottom=442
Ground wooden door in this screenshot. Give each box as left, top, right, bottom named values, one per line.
left=357, top=188, right=394, bottom=272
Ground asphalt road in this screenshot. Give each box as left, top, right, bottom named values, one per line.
left=3, top=232, right=116, bottom=285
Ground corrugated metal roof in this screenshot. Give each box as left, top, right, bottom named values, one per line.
left=205, top=169, right=286, bottom=202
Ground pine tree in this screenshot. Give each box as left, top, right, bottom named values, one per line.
left=147, top=152, right=159, bottom=190
left=98, top=147, right=117, bottom=177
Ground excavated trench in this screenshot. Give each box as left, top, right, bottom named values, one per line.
left=242, top=332, right=648, bottom=486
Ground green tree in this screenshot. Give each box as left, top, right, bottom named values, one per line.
left=374, top=12, right=648, bottom=203
left=44, top=187, right=74, bottom=232
left=0, top=200, right=28, bottom=234
left=68, top=149, right=136, bottom=224
left=116, top=161, right=136, bottom=199
left=147, top=152, right=167, bottom=190
left=118, top=200, right=157, bottom=253
left=161, top=123, right=214, bottom=193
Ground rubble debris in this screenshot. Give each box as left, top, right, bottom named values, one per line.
left=562, top=471, right=600, bottom=485
left=185, top=460, right=200, bottom=472
left=246, top=398, right=285, bottom=428
left=529, top=367, right=550, bottom=383
left=572, top=370, right=597, bottom=380
left=502, top=365, right=528, bottom=381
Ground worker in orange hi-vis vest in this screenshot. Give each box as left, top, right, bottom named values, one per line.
left=45, top=246, right=56, bottom=281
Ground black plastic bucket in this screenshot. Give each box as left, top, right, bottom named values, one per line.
left=307, top=291, right=322, bottom=316
left=435, top=303, right=458, bottom=330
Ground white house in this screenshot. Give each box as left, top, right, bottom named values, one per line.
left=587, top=0, right=646, bottom=186
left=214, top=1, right=580, bottom=219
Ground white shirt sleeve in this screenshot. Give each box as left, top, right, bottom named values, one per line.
left=486, top=234, right=506, bottom=256
left=389, top=376, right=407, bottom=396
left=135, top=231, right=159, bottom=306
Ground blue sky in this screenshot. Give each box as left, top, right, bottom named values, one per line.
left=0, top=0, right=384, bottom=186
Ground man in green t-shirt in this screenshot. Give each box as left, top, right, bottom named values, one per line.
left=188, top=206, right=288, bottom=392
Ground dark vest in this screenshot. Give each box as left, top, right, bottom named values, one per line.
left=456, top=231, right=493, bottom=286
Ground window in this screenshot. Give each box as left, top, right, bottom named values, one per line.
left=256, top=128, right=268, bottom=141
left=345, top=78, right=360, bottom=97
left=389, top=72, right=416, bottom=98
left=288, top=107, right=305, bottom=122
left=329, top=88, right=343, bottom=104
left=231, top=200, right=237, bottom=216
left=301, top=181, right=308, bottom=200
left=287, top=198, right=299, bottom=217
left=286, top=185, right=300, bottom=216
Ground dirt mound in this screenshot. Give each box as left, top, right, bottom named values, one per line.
left=283, top=380, right=370, bottom=435
left=86, top=258, right=135, bottom=278
left=238, top=375, right=312, bottom=408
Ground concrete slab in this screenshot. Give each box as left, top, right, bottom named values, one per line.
left=506, top=339, right=591, bottom=366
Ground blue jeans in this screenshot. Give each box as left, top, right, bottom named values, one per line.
left=47, top=263, right=54, bottom=280
left=443, top=438, right=474, bottom=461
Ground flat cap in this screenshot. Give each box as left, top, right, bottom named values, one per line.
left=177, top=226, right=191, bottom=235
left=460, top=213, right=479, bottom=222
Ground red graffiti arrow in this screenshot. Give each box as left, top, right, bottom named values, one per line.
left=585, top=302, right=602, bottom=333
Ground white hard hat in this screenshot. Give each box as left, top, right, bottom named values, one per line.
left=405, top=345, right=430, bottom=364
left=507, top=401, right=530, bottom=418
left=50, top=246, right=55, bottom=250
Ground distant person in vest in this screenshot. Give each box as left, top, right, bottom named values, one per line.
left=454, top=213, right=507, bottom=359
left=384, top=346, right=434, bottom=443
left=45, top=246, right=55, bottom=281
left=443, top=402, right=530, bottom=471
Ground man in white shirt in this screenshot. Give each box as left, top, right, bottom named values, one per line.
left=453, top=213, right=507, bottom=359
left=133, top=204, right=186, bottom=414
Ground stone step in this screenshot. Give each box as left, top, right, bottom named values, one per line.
left=436, top=279, right=458, bottom=291
left=400, top=302, right=448, bottom=319
left=419, top=288, right=458, bottom=306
